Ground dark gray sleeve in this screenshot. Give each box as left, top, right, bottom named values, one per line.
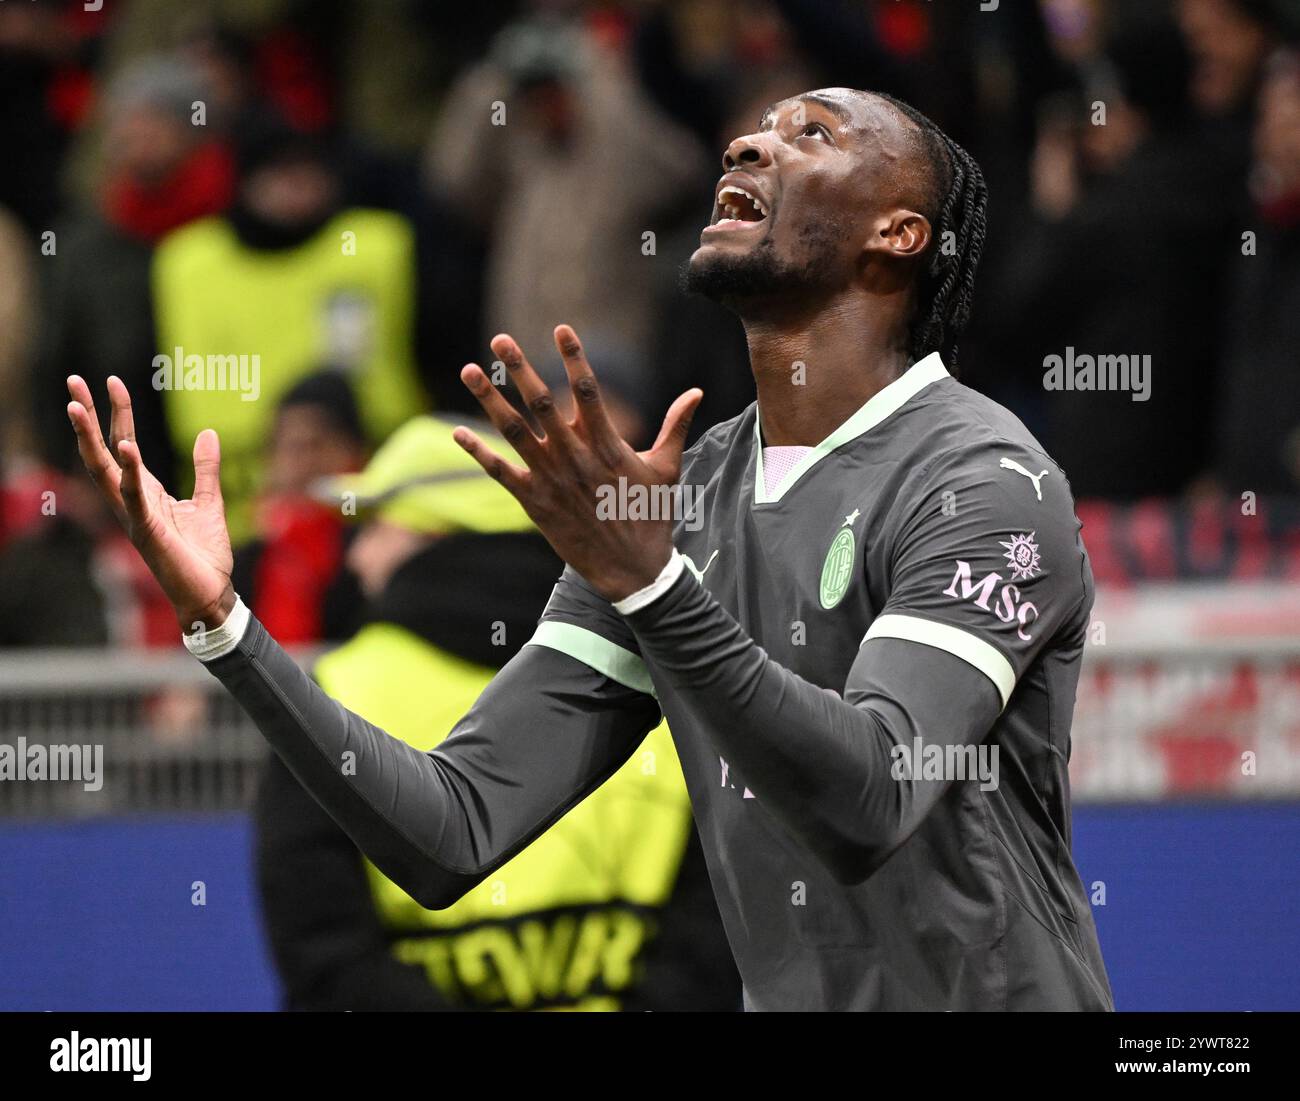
left=623, top=438, right=1089, bottom=884
left=205, top=597, right=660, bottom=910
left=625, top=573, right=1003, bottom=885
left=871, top=439, right=1092, bottom=685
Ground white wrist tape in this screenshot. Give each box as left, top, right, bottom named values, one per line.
left=613, top=549, right=687, bottom=615
left=182, top=596, right=251, bottom=662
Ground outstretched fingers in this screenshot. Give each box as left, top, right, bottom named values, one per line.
left=489, top=333, right=570, bottom=444
left=105, top=375, right=138, bottom=456
left=451, top=424, right=530, bottom=496
left=66, top=376, right=125, bottom=515
left=192, top=429, right=224, bottom=508
left=115, top=437, right=155, bottom=534
left=648, top=388, right=705, bottom=474
left=554, top=325, right=621, bottom=458
left=459, top=362, right=545, bottom=464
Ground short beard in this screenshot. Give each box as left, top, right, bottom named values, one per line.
left=682, top=221, right=844, bottom=312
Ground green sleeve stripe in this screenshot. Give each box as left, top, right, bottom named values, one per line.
left=862, top=613, right=1016, bottom=710
left=525, top=621, right=657, bottom=698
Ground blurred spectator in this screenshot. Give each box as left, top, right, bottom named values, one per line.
left=81, top=0, right=503, bottom=159
left=168, top=19, right=428, bottom=219
left=0, top=474, right=111, bottom=648
left=230, top=372, right=369, bottom=646
left=0, top=206, right=38, bottom=473
left=34, top=56, right=234, bottom=493
left=1177, top=0, right=1280, bottom=117
left=256, top=415, right=741, bottom=1011
left=632, top=0, right=983, bottom=150
left=983, top=14, right=1237, bottom=498
left=151, top=110, right=428, bottom=544
left=1174, top=0, right=1288, bottom=222
left=0, top=471, right=175, bottom=649
left=633, top=0, right=807, bottom=150
left=1214, top=45, right=1300, bottom=493
left=0, top=0, right=108, bottom=232
left=169, top=19, right=491, bottom=407
left=339, top=1, right=526, bottom=156
left=83, top=1, right=337, bottom=139
left=427, top=15, right=708, bottom=445
left=767, top=0, right=981, bottom=139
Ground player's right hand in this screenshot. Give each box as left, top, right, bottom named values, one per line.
left=66, top=375, right=236, bottom=633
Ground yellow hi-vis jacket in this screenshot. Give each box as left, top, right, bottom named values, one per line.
left=312, top=622, right=693, bottom=1011
left=151, top=209, right=428, bottom=543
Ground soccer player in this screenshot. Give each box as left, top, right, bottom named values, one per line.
left=67, top=88, right=1112, bottom=1011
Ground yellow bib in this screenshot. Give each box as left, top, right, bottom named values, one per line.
left=313, top=623, right=691, bottom=1010
left=152, top=210, right=428, bottom=542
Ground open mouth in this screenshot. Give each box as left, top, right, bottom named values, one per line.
left=712, top=184, right=769, bottom=229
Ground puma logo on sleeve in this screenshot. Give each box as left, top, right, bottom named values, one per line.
left=999, top=457, right=1050, bottom=501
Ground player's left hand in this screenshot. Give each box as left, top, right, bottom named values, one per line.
left=453, top=324, right=702, bottom=603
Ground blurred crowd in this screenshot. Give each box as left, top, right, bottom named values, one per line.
left=2, top=0, right=1300, bottom=651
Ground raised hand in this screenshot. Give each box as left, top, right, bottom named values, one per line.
left=453, top=324, right=703, bottom=603
left=66, top=375, right=235, bottom=632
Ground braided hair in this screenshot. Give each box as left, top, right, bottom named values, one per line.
left=872, top=94, right=988, bottom=373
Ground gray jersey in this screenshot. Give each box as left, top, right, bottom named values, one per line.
left=202, top=354, right=1112, bottom=1011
